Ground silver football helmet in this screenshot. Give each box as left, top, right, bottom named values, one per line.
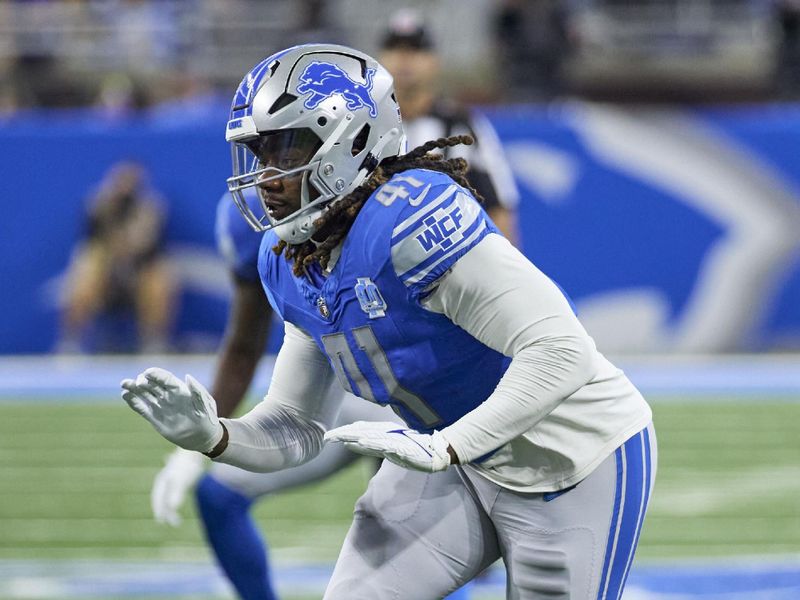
left=225, top=44, right=406, bottom=243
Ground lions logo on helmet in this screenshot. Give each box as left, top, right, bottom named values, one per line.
left=297, top=62, right=378, bottom=117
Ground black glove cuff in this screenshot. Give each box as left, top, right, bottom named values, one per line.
left=202, top=423, right=229, bottom=459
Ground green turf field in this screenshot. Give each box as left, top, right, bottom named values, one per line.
left=0, top=396, right=798, bottom=598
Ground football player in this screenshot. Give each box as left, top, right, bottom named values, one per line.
left=152, top=18, right=518, bottom=598
left=124, top=44, right=656, bottom=599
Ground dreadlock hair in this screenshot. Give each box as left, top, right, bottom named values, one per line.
left=274, top=134, right=482, bottom=276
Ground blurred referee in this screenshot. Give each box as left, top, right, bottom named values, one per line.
left=378, top=10, right=521, bottom=244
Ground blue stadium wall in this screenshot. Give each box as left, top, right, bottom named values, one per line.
left=2, top=101, right=799, bottom=353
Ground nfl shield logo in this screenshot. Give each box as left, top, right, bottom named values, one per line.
left=316, top=296, right=331, bottom=319
left=354, top=277, right=387, bottom=319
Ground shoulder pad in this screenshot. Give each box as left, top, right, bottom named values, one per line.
left=372, top=169, right=455, bottom=210
left=387, top=170, right=493, bottom=291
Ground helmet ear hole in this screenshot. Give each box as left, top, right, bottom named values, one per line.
left=351, top=124, right=371, bottom=156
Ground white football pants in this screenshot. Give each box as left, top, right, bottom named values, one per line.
left=324, top=423, right=657, bottom=600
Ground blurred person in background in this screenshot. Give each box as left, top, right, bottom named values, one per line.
left=379, top=9, right=521, bottom=245
left=93, top=72, right=146, bottom=119
left=492, top=0, right=567, bottom=102
left=777, top=0, right=800, bottom=94
left=58, top=161, right=177, bottom=353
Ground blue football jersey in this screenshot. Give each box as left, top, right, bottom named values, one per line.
left=216, top=190, right=264, bottom=282
left=258, top=169, right=511, bottom=432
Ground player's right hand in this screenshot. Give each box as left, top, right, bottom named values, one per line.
left=151, top=448, right=207, bottom=526
left=121, top=367, right=224, bottom=453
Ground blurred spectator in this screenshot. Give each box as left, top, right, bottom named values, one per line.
left=492, top=0, right=568, bottom=101
left=58, top=161, right=178, bottom=353
left=90, top=0, right=182, bottom=75
left=777, top=0, right=800, bottom=95
left=6, top=0, right=93, bottom=108
left=378, top=10, right=521, bottom=243
left=94, top=72, right=147, bottom=119
left=0, top=79, right=22, bottom=116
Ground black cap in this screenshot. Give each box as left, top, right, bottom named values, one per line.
left=380, top=10, right=434, bottom=51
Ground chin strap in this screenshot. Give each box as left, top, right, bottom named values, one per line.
left=273, top=207, right=325, bottom=244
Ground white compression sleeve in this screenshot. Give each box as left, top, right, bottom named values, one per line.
left=423, top=233, right=597, bottom=463
left=214, top=321, right=341, bottom=472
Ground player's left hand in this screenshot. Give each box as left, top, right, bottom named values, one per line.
left=324, top=421, right=451, bottom=473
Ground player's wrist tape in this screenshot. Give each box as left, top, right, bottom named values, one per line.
left=202, top=423, right=229, bottom=458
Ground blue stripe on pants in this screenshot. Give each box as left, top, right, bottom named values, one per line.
left=597, top=446, right=624, bottom=598
left=597, top=427, right=654, bottom=600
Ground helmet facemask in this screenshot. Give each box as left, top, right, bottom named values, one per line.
left=228, top=128, right=327, bottom=243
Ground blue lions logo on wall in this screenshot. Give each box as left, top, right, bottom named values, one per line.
left=296, top=61, right=377, bottom=117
